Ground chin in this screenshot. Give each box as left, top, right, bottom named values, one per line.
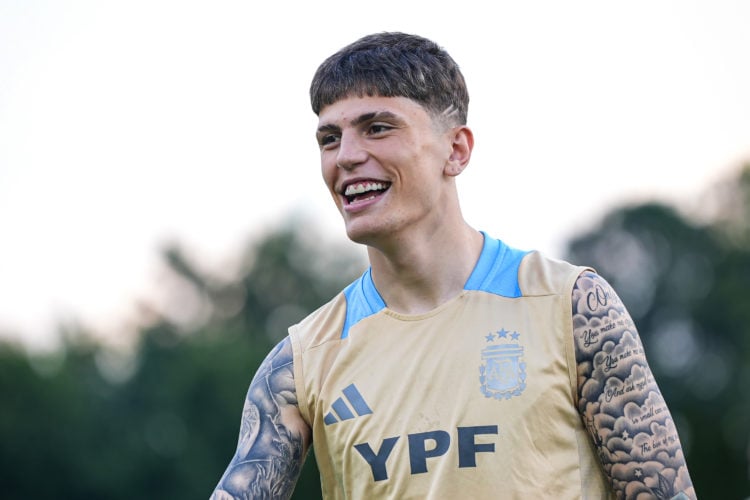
left=344, top=226, right=374, bottom=245
left=343, top=219, right=386, bottom=246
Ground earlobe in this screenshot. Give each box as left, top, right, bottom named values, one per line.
left=444, top=126, right=474, bottom=177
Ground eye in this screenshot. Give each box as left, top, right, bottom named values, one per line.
left=367, top=123, right=392, bottom=135
left=318, top=133, right=340, bottom=149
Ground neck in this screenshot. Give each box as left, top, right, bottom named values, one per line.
left=367, top=222, right=484, bottom=314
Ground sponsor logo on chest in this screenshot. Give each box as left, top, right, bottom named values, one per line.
left=323, top=326, right=527, bottom=482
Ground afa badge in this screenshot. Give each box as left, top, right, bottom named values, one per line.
left=480, top=328, right=526, bottom=400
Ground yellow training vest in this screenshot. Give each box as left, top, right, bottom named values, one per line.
left=290, top=234, right=611, bottom=499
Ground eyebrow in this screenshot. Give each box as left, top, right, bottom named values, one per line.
left=317, top=111, right=402, bottom=135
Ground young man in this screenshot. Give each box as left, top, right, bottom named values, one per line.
left=211, top=33, right=696, bottom=499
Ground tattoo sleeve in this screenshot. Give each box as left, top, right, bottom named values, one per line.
left=572, top=272, right=697, bottom=500
left=210, top=336, right=311, bottom=500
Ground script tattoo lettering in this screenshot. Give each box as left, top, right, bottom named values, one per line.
left=210, top=337, right=309, bottom=500
left=573, top=272, right=696, bottom=499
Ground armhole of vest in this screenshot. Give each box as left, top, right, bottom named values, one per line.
left=563, top=266, right=600, bottom=498
left=563, top=266, right=590, bottom=411
left=289, top=328, right=312, bottom=427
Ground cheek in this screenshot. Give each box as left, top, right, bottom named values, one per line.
left=320, top=156, right=336, bottom=186
left=321, top=158, right=342, bottom=208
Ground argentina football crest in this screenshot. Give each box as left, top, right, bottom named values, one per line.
left=480, top=328, right=526, bottom=400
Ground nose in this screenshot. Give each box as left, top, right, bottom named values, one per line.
left=336, top=131, right=368, bottom=170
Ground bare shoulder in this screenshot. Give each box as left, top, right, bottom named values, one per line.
left=572, top=272, right=697, bottom=499
left=210, top=336, right=311, bottom=500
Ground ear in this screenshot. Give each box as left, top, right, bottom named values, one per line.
left=443, top=126, right=474, bottom=177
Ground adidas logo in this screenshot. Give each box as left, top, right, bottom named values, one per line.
left=324, top=383, right=373, bottom=425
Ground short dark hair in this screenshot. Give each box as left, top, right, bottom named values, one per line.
left=310, top=32, right=469, bottom=126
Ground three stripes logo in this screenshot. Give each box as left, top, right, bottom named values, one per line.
left=324, top=383, right=373, bottom=425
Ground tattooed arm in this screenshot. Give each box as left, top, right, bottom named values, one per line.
left=572, top=272, right=696, bottom=500
left=210, top=336, right=311, bottom=500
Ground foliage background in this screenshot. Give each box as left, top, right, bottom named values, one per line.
left=1, top=167, right=749, bottom=499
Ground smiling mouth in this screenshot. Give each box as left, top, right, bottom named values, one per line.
left=343, top=181, right=391, bottom=205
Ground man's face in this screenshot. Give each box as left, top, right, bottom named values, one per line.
left=316, top=95, right=455, bottom=246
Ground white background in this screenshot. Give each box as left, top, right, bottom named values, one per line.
left=1, top=1, right=749, bottom=350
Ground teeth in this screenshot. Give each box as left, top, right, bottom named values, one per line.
left=345, top=182, right=388, bottom=196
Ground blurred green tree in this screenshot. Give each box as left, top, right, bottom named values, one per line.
left=0, top=223, right=364, bottom=500
left=566, top=165, right=750, bottom=498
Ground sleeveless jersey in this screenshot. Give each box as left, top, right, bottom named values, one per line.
left=289, top=234, right=611, bottom=499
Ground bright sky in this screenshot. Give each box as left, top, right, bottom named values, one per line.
left=1, top=1, right=749, bottom=351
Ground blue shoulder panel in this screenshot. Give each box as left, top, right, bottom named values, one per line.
left=340, top=232, right=528, bottom=338
left=341, top=268, right=386, bottom=339
left=463, top=232, right=529, bottom=298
